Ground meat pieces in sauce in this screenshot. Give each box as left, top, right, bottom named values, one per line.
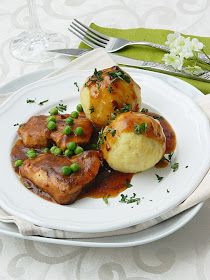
left=19, top=151, right=101, bottom=204
left=18, top=113, right=93, bottom=149
left=50, top=113, right=93, bottom=150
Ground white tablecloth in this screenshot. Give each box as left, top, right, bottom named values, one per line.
left=1, top=1, right=210, bottom=279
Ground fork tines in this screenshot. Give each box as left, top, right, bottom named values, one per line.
left=69, top=19, right=109, bottom=49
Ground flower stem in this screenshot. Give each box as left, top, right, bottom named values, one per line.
left=202, top=49, right=210, bottom=61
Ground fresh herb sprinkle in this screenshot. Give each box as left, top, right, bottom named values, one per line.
left=26, top=99, right=36, bottom=103
left=119, top=193, right=140, bottom=205
left=134, top=123, right=147, bottom=135
left=141, top=108, right=148, bottom=113
left=108, top=69, right=131, bottom=84
left=56, top=103, right=67, bottom=112
left=171, top=162, right=179, bottom=172
left=74, top=82, right=80, bottom=92
left=97, top=129, right=104, bottom=148
left=125, top=181, right=133, bottom=188
left=103, top=195, right=110, bottom=205
left=108, top=85, right=112, bottom=93
left=107, top=128, right=116, bottom=137
left=39, top=99, right=48, bottom=106
left=89, top=106, right=94, bottom=114
left=155, top=174, right=164, bottom=182
left=120, top=104, right=131, bottom=113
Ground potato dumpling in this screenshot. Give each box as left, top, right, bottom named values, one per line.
left=80, top=66, right=141, bottom=128
left=100, top=112, right=166, bottom=173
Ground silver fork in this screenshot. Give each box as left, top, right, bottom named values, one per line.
left=69, top=19, right=210, bottom=65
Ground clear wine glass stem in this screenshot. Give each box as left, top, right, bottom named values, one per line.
left=10, top=0, right=67, bottom=63
left=27, top=0, right=41, bottom=31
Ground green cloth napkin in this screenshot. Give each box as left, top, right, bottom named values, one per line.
left=79, top=23, right=210, bottom=94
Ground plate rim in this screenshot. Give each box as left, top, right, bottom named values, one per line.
left=0, top=67, right=204, bottom=247
left=0, top=68, right=209, bottom=233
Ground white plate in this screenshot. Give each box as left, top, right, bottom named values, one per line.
left=0, top=67, right=204, bottom=247
left=0, top=68, right=209, bottom=233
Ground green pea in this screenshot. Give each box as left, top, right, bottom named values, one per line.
left=76, top=104, right=83, bottom=112
left=47, top=116, right=56, bottom=123
left=26, top=149, right=37, bottom=159
left=63, top=125, right=72, bottom=135
left=65, top=117, right=74, bottom=125
left=49, top=107, right=58, bottom=115
left=70, top=163, right=80, bottom=173
left=42, top=147, right=49, bottom=153
left=53, top=147, right=62, bottom=156
left=61, top=166, right=72, bottom=176
left=50, top=146, right=57, bottom=153
left=67, top=142, right=77, bottom=151
left=71, top=111, right=79, bottom=119
left=74, top=127, right=83, bottom=136
left=47, top=121, right=56, bottom=130
left=74, top=146, right=84, bottom=155
left=90, top=143, right=97, bottom=150
left=15, top=159, right=23, bottom=167
left=64, top=149, right=74, bottom=157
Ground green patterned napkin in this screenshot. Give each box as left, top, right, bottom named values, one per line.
left=79, top=23, right=210, bottom=94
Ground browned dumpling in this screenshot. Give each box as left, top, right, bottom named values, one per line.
left=100, top=112, right=166, bottom=173
left=80, top=66, right=141, bottom=128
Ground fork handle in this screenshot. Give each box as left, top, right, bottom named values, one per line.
left=129, top=41, right=169, bottom=52
left=113, top=55, right=210, bottom=83
left=129, top=41, right=210, bottom=65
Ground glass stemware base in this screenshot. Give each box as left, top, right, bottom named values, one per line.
left=10, top=30, right=67, bottom=63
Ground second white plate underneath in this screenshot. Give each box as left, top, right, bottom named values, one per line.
left=0, top=67, right=209, bottom=233
left=0, top=67, right=204, bottom=247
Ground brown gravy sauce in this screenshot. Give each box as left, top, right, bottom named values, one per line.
left=11, top=111, right=176, bottom=202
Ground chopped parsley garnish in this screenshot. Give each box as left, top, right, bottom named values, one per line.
left=171, top=162, right=179, bottom=172
left=110, top=112, right=117, bottom=120
left=13, top=123, right=19, bottom=127
left=153, top=115, right=163, bottom=121
left=56, top=103, right=67, bottom=112
left=89, top=106, right=94, bottom=114
left=120, top=103, right=131, bottom=113
left=167, top=189, right=170, bottom=193
left=107, top=128, right=116, bottom=137
left=185, top=165, right=189, bottom=168
left=125, top=181, right=133, bottom=188
left=90, top=68, right=103, bottom=82
left=103, top=195, right=110, bottom=205
left=164, top=153, right=174, bottom=163
left=134, top=123, right=147, bottom=135
left=97, top=129, right=104, bottom=148
left=39, top=99, right=48, bottom=106
left=108, top=85, right=112, bottom=93
left=141, top=108, right=148, bottom=113
left=74, top=82, right=80, bottom=92
left=26, top=99, right=36, bottom=103
left=155, top=174, right=164, bottom=182
left=108, top=69, right=131, bottom=84
left=119, top=193, right=140, bottom=205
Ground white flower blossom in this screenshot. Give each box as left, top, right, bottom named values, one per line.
left=163, top=32, right=205, bottom=71
left=162, top=53, right=183, bottom=70
left=165, top=32, right=181, bottom=48
left=190, top=38, right=204, bottom=52
left=170, top=37, right=193, bottom=58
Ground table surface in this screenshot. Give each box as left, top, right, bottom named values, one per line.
left=1, top=0, right=210, bottom=279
